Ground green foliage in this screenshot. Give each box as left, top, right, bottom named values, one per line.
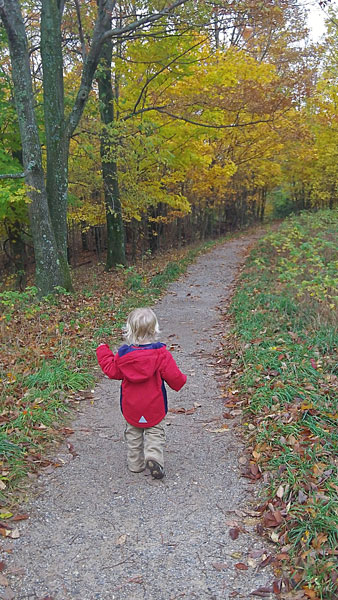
left=269, top=187, right=296, bottom=218
left=229, top=209, right=338, bottom=598
left=0, top=67, right=28, bottom=232
left=124, top=267, right=144, bottom=291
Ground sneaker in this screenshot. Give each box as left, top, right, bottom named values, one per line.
left=146, top=459, right=165, bottom=480
left=128, top=465, right=146, bottom=473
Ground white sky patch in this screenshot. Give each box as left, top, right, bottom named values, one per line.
left=301, top=0, right=338, bottom=41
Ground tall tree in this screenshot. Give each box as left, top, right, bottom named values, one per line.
left=0, top=0, right=190, bottom=294
left=97, top=33, right=126, bottom=268
left=0, top=0, right=67, bottom=293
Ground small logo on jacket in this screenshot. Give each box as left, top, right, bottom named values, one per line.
left=139, top=416, right=147, bottom=423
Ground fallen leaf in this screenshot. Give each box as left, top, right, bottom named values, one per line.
left=0, top=481, right=6, bottom=490
left=212, top=562, right=228, bottom=571
left=223, top=412, right=235, bottom=419
left=0, top=561, right=6, bottom=572
left=245, top=510, right=263, bottom=517
left=8, top=528, right=20, bottom=539
left=60, top=427, right=74, bottom=435
left=0, top=529, right=11, bottom=538
left=11, top=514, right=29, bottom=522
left=250, top=587, right=272, bottom=597
left=185, top=407, right=196, bottom=415
left=226, top=519, right=240, bottom=527
left=298, top=489, right=308, bottom=504
left=273, top=580, right=282, bottom=594
left=116, top=534, right=127, bottom=545
left=243, top=516, right=259, bottom=525
left=229, top=527, right=240, bottom=540
left=234, top=562, right=248, bottom=570
left=259, top=554, right=274, bottom=568
left=67, top=443, right=78, bottom=458
left=168, top=407, right=186, bottom=414
left=263, top=510, right=282, bottom=528
left=276, top=485, right=284, bottom=499
left=209, top=424, right=229, bottom=433
left=250, top=463, right=261, bottom=479
left=276, top=552, right=289, bottom=560
left=249, top=548, right=267, bottom=559
left=0, top=573, right=9, bottom=586
left=303, top=589, right=320, bottom=600
left=247, top=558, right=257, bottom=568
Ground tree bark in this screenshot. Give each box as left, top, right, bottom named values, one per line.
left=0, top=0, right=68, bottom=295
left=41, top=0, right=73, bottom=290
left=97, top=35, right=126, bottom=269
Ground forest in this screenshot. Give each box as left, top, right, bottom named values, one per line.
left=0, top=0, right=337, bottom=294
left=0, top=3, right=337, bottom=599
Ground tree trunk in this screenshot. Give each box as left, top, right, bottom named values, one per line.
left=260, top=187, right=266, bottom=221
left=41, top=0, right=73, bottom=290
left=0, top=0, right=69, bottom=295
left=97, top=37, right=126, bottom=269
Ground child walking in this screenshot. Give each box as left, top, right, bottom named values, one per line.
left=96, top=307, right=187, bottom=479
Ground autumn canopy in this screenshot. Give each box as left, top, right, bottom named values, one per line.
left=0, top=0, right=337, bottom=293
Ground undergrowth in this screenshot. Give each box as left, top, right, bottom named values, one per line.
left=226, top=209, right=337, bottom=599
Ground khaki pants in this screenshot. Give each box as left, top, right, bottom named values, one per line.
left=124, top=420, right=166, bottom=472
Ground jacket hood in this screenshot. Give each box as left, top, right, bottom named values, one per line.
left=117, top=343, right=165, bottom=383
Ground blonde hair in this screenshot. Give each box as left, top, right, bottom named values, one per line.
left=124, top=307, right=160, bottom=345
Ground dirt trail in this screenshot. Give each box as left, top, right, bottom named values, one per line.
left=1, top=233, right=276, bottom=600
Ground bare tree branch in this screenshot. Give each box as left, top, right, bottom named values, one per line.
left=0, top=160, right=36, bottom=179
left=66, top=0, right=190, bottom=139
left=102, top=0, right=190, bottom=42
left=122, top=105, right=169, bottom=121
left=125, top=105, right=278, bottom=129
left=74, top=0, right=87, bottom=61
left=132, top=37, right=207, bottom=115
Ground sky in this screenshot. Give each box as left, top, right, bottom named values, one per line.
left=304, top=0, right=338, bottom=40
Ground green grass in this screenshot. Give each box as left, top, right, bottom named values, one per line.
left=227, top=209, right=338, bottom=599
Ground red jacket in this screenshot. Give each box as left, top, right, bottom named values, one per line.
left=96, top=342, right=187, bottom=427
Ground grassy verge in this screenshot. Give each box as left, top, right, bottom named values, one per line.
left=0, top=235, right=232, bottom=505
left=225, top=209, right=337, bottom=599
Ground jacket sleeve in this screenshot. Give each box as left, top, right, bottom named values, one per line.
left=96, top=344, right=123, bottom=380
left=160, top=350, right=187, bottom=391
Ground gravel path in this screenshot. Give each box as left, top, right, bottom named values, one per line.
left=1, top=234, right=276, bottom=600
